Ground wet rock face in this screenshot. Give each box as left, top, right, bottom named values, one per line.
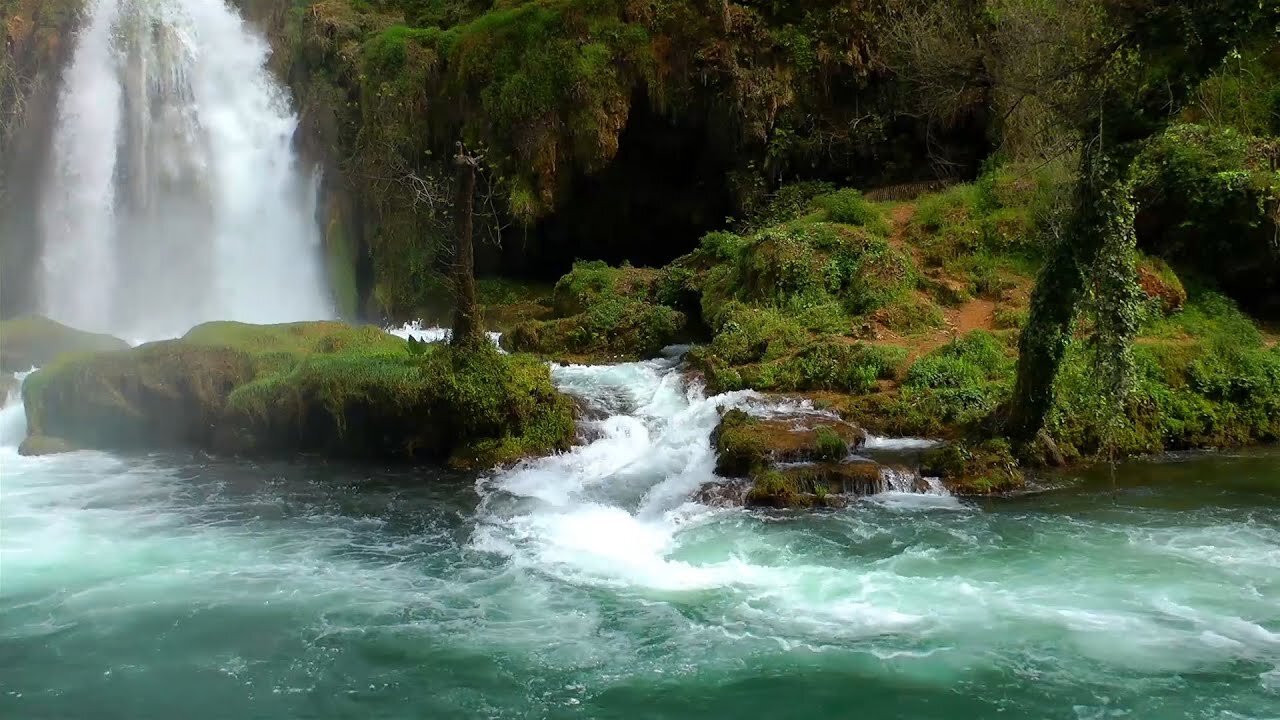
left=692, top=479, right=752, bottom=508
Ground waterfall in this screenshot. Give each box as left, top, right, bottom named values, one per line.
left=38, top=0, right=331, bottom=339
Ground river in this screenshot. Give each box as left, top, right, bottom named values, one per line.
left=2, top=352, right=1278, bottom=719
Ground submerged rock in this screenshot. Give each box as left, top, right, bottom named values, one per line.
left=0, top=315, right=129, bottom=372
left=21, top=321, right=575, bottom=468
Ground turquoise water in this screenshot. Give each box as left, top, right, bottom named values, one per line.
left=2, top=358, right=1278, bottom=719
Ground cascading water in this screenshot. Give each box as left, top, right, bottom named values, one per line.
left=38, top=0, right=331, bottom=339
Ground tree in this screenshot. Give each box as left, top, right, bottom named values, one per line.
left=1005, top=0, right=1280, bottom=441
left=889, top=0, right=1279, bottom=441
left=450, top=142, right=484, bottom=348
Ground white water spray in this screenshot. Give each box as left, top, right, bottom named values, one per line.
left=38, top=0, right=331, bottom=339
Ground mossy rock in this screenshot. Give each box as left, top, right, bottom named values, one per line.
left=0, top=315, right=129, bottom=372
left=777, top=461, right=884, bottom=496
left=18, top=435, right=76, bottom=456
left=22, top=321, right=575, bottom=467
left=920, top=439, right=1025, bottom=495
left=503, top=298, right=685, bottom=363
left=551, top=262, right=661, bottom=316
left=22, top=340, right=258, bottom=450
left=711, top=408, right=865, bottom=477
left=500, top=261, right=686, bottom=362
left=743, top=462, right=882, bottom=509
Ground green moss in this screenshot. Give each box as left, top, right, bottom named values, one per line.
left=711, top=408, right=865, bottom=477
left=877, top=297, right=945, bottom=334
left=745, top=469, right=799, bottom=508
left=505, top=298, right=685, bottom=362
left=22, top=321, right=575, bottom=467
left=1046, top=291, right=1280, bottom=457
left=0, top=315, right=130, bottom=372
left=324, top=206, right=360, bottom=320
left=1132, top=124, right=1280, bottom=313
left=503, top=260, right=685, bottom=361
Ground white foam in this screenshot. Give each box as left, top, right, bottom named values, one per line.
left=864, top=435, right=943, bottom=451
left=387, top=321, right=503, bottom=349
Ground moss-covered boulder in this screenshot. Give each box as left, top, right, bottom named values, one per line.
left=503, top=261, right=686, bottom=362
left=744, top=461, right=884, bottom=509
left=22, top=321, right=575, bottom=467
left=0, top=316, right=130, bottom=372
left=711, top=408, right=866, bottom=477
left=709, top=407, right=884, bottom=508
left=920, top=440, right=1025, bottom=495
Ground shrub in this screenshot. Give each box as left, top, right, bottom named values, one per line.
left=814, top=425, right=849, bottom=461
left=903, top=331, right=1014, bottom=425
left=814, top=189, right=890, bottom=235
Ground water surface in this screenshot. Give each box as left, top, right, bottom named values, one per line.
left=2, top=359, right=1277, bottom=719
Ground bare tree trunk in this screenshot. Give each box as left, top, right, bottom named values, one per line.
left=450, top=144, right=483, bottom=348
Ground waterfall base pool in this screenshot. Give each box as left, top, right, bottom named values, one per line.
left=1, top=358, right=1277, bottom=719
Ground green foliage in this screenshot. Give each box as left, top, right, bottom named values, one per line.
left=1185, top=43, right=1280, bottom=136
left=877, top=298, right=945, bottom=334
left=813, top=189, right=890, bottom=236
left=1142, top=289, right=1262, bottom=344
left=504, top=261, right=684, bottom=361
left=903, top=330, right=1014, bottom=426
left=746, top=469, right=798, bottom=508
left=813, top=425, right=849, bottom=462
left=739, top=181, right=836, bottom=231
left=1132, top=124, right=1279, bottom=313
left=694, top=335, right=906, bottom=395
left=921, top=439, right=1024, bottom=495
left=1048, top=291, right=1280, bottom=457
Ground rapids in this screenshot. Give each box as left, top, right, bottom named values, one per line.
left=2, top=353, right=1278, bottom=719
